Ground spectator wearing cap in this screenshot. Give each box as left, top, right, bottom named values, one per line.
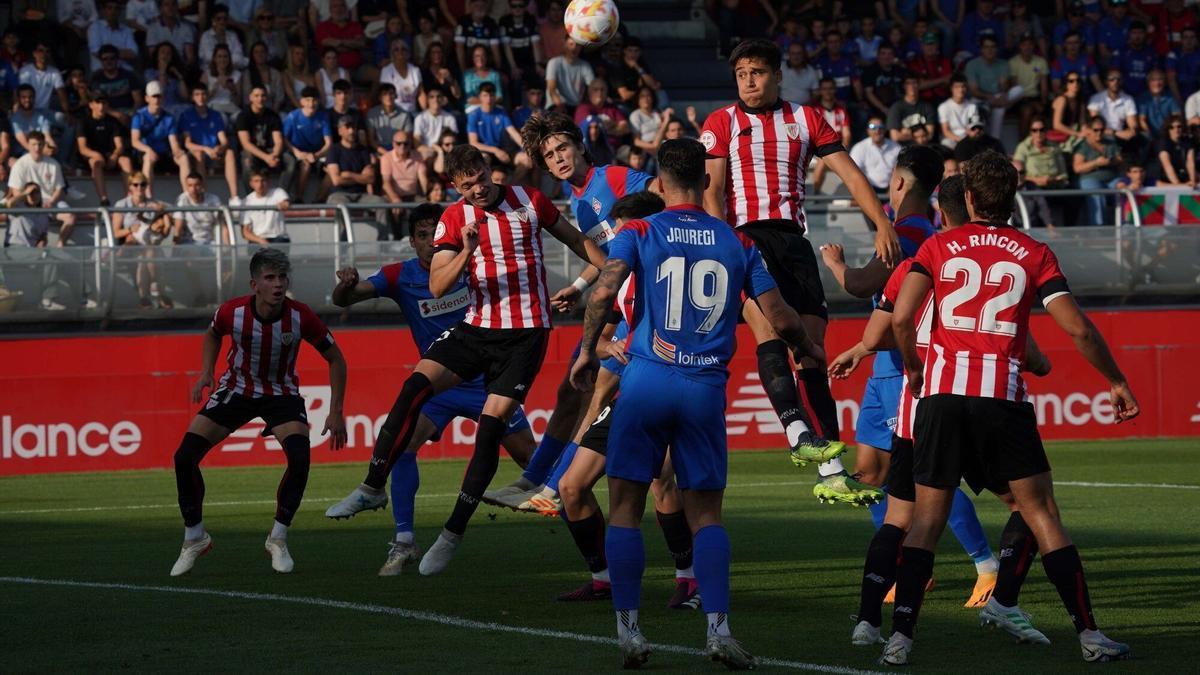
left=199, top=5, right=249, bottom=71
left=75, top=92, right=132, bottom=205
left=6, top=130, right=74, bottom=237
left=367, top=83, right=414, bottom=155
left=1051, top=30, right=1101, bottom=97
left=1151, top=113, right=1196, bottom=187
left=1012, top=117, right=1069, bottom=228
left=466, top=81, right=531, bottom=183
left=1166, top=27, right=1200, bottom=104
left=815, top=31, right=857, bottom=104
left=10, top=85, right=58, bottom=158
left=965, top=35, right=1017, bottom=139
left=316, top=0, right=368, bottom=75
left=455, top=0, right=503, bottom=72
left=500, top=0, right=544, bottom=85
left=179, top=83, right=238, bottom=197
left=381, top=130, right=428, bottom=225
left=131, top=80, right=188, bottom=194
left=329, top=79, right=366, bottom=145
left=546, top=36, right=594, bottom=112
left=413, top=85, right=457, bottom=159
left=87, top=0, right=138, bottom=71
left=1003, top=1, right=1047, bottom=58
left=1138, top=69, right=1181, bottom=138
left=240, top=169, right=291, bottom=244
left=1111, top=21, right=1160, bottom=99
left=1073, top=116, right=1122, bottom=226
left=953, top=113, right=1005, bottom=161
left=1052, top=1, right=1097, bottom=60
left=959, top=0, right=1004, bottom=61
left=1008, top=31, right=1050, bottom=138
left=573, top=79, right=629, bottom=149
left=887, top=74, right=936, bottom=144
left=326, top=114, right=389, bottom=238
left=937, top=74, right=979, bottom=148
left=849, top=115, right=900, bottom=192
left=380, top=39, right=423, bottom=116
left=613, top=37, right=664, bottom=109
left=281, top=86, right=332, bottom=199
left=88, top=44, right=142, bottom=123
left=907, top=31, right=952, bottom=103
left=1087, top=69, right=1139, bottom=146
left=235, top=85, right=291, bottom=192
left=780, top=42, right=818, bottom=106
left=862, top=43, right=907, bottom=120
left=1096, top=0, right=1132, bottom=64
left=145, top=0, right=198, bottom=67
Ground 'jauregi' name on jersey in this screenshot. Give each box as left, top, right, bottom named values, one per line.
left=567, top=164, right=653, bottom=252
left=872, top=213, right=938, bottom=379
left=607, top=204, right=777, bottom=385
left=368, top=259, right=470, bottom=354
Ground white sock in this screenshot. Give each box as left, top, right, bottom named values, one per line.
left=395, top=531, right=415, bottom=545
left=184, top=523, right=205, bottom=540
left=707, top=611, right=732, bottom=637
left=784, top=420, right=811, bottom=447
left=818, top=457, right=845, bottom=477
left=616, top=609, right=640, bottom=639
left=592, top=569, right=611, bottom=583
left=270, top=520, right=288, bottom=540
left=975, top=555, right=999, bottom=575
left=675, top=566, right=695, bottom=580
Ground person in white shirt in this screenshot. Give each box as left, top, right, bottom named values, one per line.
left=4, top=182, right=55, bottom=247
left=145, top=0, right=198, bottom=66
left=6, top=131, right=75, bottom=237
left=241, top=169, right=291, bottom=244
left=938, top=75, right=980, bottom=148
left=378, top=38, right=422, bottom=115
left=58, top=0, right=99, bottom=35
left=174, top=174, right=227, bottom=245
left=88, top=0, right=139, bottom=70
left=1187, top=90, right=1200, bottom=128
left=17, top=43, right=67, bottom=112
left=545, top=36, right=594, bottom=109
left=198, top=5, right=249, bottom=70
left=125, top=0, right=160, bottom=32
left=1087, top=68, right=1139, bottom=142
left=780, top=42, right=819, bottom=105
left=849, top=116, right=901, bottom=191
left=413, top=84, right=457, bottom=159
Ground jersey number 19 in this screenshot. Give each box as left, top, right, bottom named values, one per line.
left=657, top=257, right=729, bottom=334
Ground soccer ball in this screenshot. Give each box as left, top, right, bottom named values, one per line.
left=564, top=0, right=620, bottom=47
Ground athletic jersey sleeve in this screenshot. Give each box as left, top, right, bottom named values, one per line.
left=806, top=105, right=845, bottom=157
left=297, top=302, right=335, bottom=352
left=624, top=168, right=655, bottom=195
left=877, top=259, right=915, bottom=312
left=1033, top=244, right=1071, bottom=306
left=910, top=236, right=938, bottom=278
left=606, top=220, right=644, bottom=269
left=210, top=301, right=235, bottom=335
left=432, top=205, right=464, bottom=253
left=700, top=109, right=731, bottom=159
left=737, top=232, right=777, bottom=299
left=529, top=187, right=561, bottom=230
left=366, top=263, right=402, bottom=306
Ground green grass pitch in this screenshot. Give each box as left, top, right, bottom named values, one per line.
left=1, top=439, right=1196, bottom=673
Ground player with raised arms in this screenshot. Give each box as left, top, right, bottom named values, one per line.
left=170, top=248, right=348, bottom=577
left=882, top=151, right=1138, bottom=665
left=325, top=144, right=608, bottom=575
left=569, top=138, right=823, bottom=669
left=327, top=202, right=538, bottom=576
left=702, top=38, right=902, bottom=502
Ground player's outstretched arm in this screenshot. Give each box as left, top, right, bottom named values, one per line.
left=191, top=327, right=222, bottom=403
left=550, top=263, right=600, bottom=313
left=429, top=223, right=478, bottom=297
left=1044, top=294, right=1139, bottom=422
left=545, top=214, right=608, bottom=269
left=821, top=150, right=901, bottom=266
left=331, top=266, right=380, bottom=307
left=819, top=242, right=893, bottom=298
left=320, top=343, right=349, bottom=449
left=755, top=288, right=824, bottom=363
left=570, top=258, right=631, bottom=391
left=828, top=342, right=871, bottom=380
left=703, top=156, right=727, bottom=220
left=892, top=271, right=933, bottom=397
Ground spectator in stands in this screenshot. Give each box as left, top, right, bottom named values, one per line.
left=510, top=79, right=542, bottom=129
left=381, top=130, right=428, bottom=217
left=953, top=113, right=1005, bottom=161
left=539, top=0, right=567, bottom=62
left=852, top=15, right=883, bottom=65
left=282, top=86, right=332, bottom=199
left=1096, top=0, right=1132, bottom=64
left=430, top=129, right=457, bottom=187
left=266, top=0, right=307, bottom=45
left=412, top=14, right=442, bottom=65
left=965, top=35, right=1016, bottom=140
left=328, top=79, right=366, bottom=145
left=613, top=36, right=664, bottom=109
left=1137, top=69, right=1180, bottom=139
left=1187, top=89, right=1200, bottom=129
left=131, top=81, right=188, bottom=194
left=372, top=15, right=406, bottom=67
left=0, top=116, right=15, bottom=182
left=908, top=31, right=952, bottom=104
left=573, top=79, right=628, bottom=148
left=629, top=88, right=669, bottom=156
left=1074, top=116, right=1122, bottom=226
left=462, top=44, right=504, bottom=109
left=1052, top=0, right=1096, bottom=60
left=455, top=0, right=502, bottom=71
left=10, top=85, right=58, bottom=158
left=425, top=178, right=445, bottom=203
left=959, top=0, right=1004, bottom=61
left=811, top=77, right=851, bottom=193
left=326, top=114, right=389, bottom=237
left=143, top=44, right=188, bottom=118
left=862, top=43, right=906, bottom=120
left=76, top=92, right=132, bottom=205
left=887, top=74, right=936, bottom=144
left=1088, top=69, right=1139, bottom=148
left=315, top=47, right=350, bottom=109
left=241, top=169, right=290, bottom=244
left=1051, top=31, right=1101, bottom=96
left=1152, top=114, right=1196, bottom=187
left=1111, top=21, right=1159, bottom=99
left=307, top=0, right=357, bottom=27
left=174, top=171, right=227, bottom=245
left=0, top=27, right=25, bottom=70
left=56, top=0, right=98, bottom=62
left=1008, top=31, right=1050, bottom=139
left=1050, top=71, right=1089, bottom=151
left=202, top=44, right=243, bottom=117
left=780, top=41, right=818, bottom=105
left=145, top=0, right=197, bottom=67
left=1153, top=0, right=1197, bottom=56
left=199, top=5, right=248, bottom=70
left=546, top=37, right=594, bottom=112
left=179, top=83, right=238, bottom=197
left=713, top=0, right=776, bottom=61
left=1013, top=117, right=1069, bottom=228
left=815, top=30, right=856, bottom=104
left=125, top=0, right=160, bottom=36
left=89, top=45, right=142, bottom=123
left=88, top=0, right=138, bottom=71
left=413, top=85, right=457, bottom=159
left=223, top=0, right=260, bottom=33
left=420, top=43, right=463, bottom=112
left=368, top=84, right=414, bottom=155
left=466, top=82, right=530, bottom=182
left=236, top=85, right=291, bottom=192
left=3, top=182, right=55, bottom=249
left=937, top=75, right=978, bottom=148
left=241, top=41, right=286, bottom=112
left=500, top=0, right=543, bottom=85
left=316, top=0, right=368, bottom=77
left=357, top=0, right=395, bottom=44
left=18, top=41, right=68, bottom=116
left=1167, top=27, right=1200, bottom=105
left=380, top=39, right=422, bottom=116
left=1113, top=162, right=1148, bottom=191
left=283, top=44, right=315, bottom=112
left=6, top=131, right=74, bottom=237
left=112, top=171, right=173, bottom=308
left=1004, top=0, right=1048, bottom=57
left=849, top=115, right=900, bottom=192
left=61, top=68, right=90, bottom=122
left=249, top=6, right=288, bottom=67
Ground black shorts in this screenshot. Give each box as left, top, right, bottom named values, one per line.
left=885, top=434, right=916, bottom=502
left=198, top=388, right=309, bottom=432
left=912, top=394, right=1050, bottom=495
left=579, top=399, right=616, bottom=456
left=739, top=219, right=828, bottom=320
left=424, top=322, right=550, bottom=403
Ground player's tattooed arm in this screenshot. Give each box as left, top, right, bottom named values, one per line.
left=571, top=258, right=631, bottom=391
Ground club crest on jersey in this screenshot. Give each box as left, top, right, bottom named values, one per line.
left=281, top=331, right=295, bottom=346
left=784, top=123, right=800, bottom=140
left=434, top=221, right=446, bottom=241
left=700, top=130, right=717, bottom=152
left=591, top=197, right=603, bottom=215
left=515, top=208, right=530, bottom=222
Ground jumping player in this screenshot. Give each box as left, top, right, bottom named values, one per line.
left=170, top=248, right=348, bottom=577
left=882, top=151, right=1138, bottom=665
left=328, top=203, right=538, bottom=576
left=569, top=139, right=824, bottom=669
left=702, top=38, right=903, bottom=503
left=325, top=145, right=608, bottom=575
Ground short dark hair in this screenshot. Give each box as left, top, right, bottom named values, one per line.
left=211, top=3, right=229, bottom=16
left=99, top=44, right=119, bottom=57
left=961, top=150, right=1017, bottom=223
left=980, top=34, right=998, bottom=47
left=186, top=172, right=204, bottom=181
left=378, top=83, right=396, bottom=96
left=728, top=38, right=782, bottom=72
left=950, top=73, right=968, bottom=86
left=17, top=83, right=35, bottom=95
left=300, top=86, right=319, bottom=100
left=249, top=247, right=290, bottom=277
left=818, top=76, right=835, bottom=87
left=445, top=144, right=488, bottom=181
left=657, top=138, right=706, bottom=190
left=610, top=191, right=665, bottom=221
left=191, top=82, right=207, bottom=94
left=25, top=130, right=45, bottom=143
left=333, top=78, right=352, bottom=93
left=409, top=202, right=444, bottom=230
left=478, top=81, right=497, bottom=95
left=1130, top=20, right=1147, bottom=32
left=520, top=111, right=588, bottom=169
left=895, top=145, right=945, bottom=199
left=936, top=175, right=969, bottom=227
left=249, top=168, right=270, bottom=181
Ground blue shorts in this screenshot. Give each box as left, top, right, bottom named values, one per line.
left=421, top=377, right=531, bottom=442
left=600, top=322, right=630, bottom=377
left=855, top=375, right=902, bottom=451
left=607, top=359, right=728, bottom=491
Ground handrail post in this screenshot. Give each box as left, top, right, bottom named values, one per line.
left=1121, top=189, right=1142, bottom=228
left=1014, top=193, right=1032, bottom=230
left=335, top=204, right=354, bottom=273
left=98, top=207, right=118, bottom=321
left=219, top=206, right=238, bottom=304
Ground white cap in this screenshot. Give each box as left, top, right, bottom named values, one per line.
left=145, top=80, right=163, bottom=97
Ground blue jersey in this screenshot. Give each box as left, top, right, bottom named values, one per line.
left=282, top=108, right=331, bottom=153
left=177, top=107, right=226, bottom=148
left=567, top=165, right=654, bottom=253
left=131, top=107, right=178, bottom=154
left=367, top=259, right=471, bottom=354
left=872, top=213, right=937, bottom=379
left=607, top=204, right=776, bottom=386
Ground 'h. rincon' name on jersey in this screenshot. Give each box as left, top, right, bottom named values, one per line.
left=210, top=296, right=335, bottom=397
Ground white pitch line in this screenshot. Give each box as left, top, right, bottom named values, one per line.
left=0, top=576, right=884, bottom=675
left=1056, top=480, right=1200, bottom=490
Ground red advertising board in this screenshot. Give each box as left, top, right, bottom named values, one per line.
left=2, top=309, right=1198, bottom=476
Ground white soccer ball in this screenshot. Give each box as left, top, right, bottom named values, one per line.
left=564, top=0, right=620, bottom=47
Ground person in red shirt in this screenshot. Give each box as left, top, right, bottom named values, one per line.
left=169, top=248, right=348, bottom=579
left=316, top=0, right=367, bottom=74
left=907, top=32, right=953, bottom=104
left=882, top=151, right=1139, bottom=665
left=1154, top=0, right=1198, bottom=55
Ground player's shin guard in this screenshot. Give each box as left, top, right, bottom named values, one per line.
left=656, top=510, right=694, bottom=573
left=694, top=525, right=732, bottom=614
left=443, top=414, right=505, bottom=536
left=521, top=434, right=568, bottom=486
left=891, top=547, right=935, bottom=638
left=606, top=525, right=646, bottom=611
left=275, top=435, right=311, bottom=526
left=546, top=442, right=579, bottom=493
left=364, top=373, right=435, bottom=489
left=174, top=433, right=214, bottom=527
left=859, top=523, right=905, bottom=628
left=797, top=368, right=840, bottom=439
left=390, top=450, right=420, bottom=537
left=566, top=510, right=608, bottom=573
left=948, top=488, right=993, bottom=563
left=757, top=340, right=813, bottom=435
left=1042, top=545, right=1098, bottom=633
left=993, top=511, right=1038, bottom=607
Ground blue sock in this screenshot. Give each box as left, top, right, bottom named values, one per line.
left=521, top=435, right=568, bottom=485
left=605, top=525, right=645, bottom=611
left=868, top=497, right=888, bottom=529
left=693, top=525, right=732, bottom=614
left=545, top=442, right=579, bottom=493
left=948, top=488, right=993, bottom=562
left=389, top=451, right=419, bottom=537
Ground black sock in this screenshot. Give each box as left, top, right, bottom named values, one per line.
left=756, top=340, right=812, bottom=433
left=891, top=546, right=935, bottom=638
left=275, top=434, right=311, bottom=526
left=993, top=511, right=1038, bottom=607
left=364, top=372, right=434, bottom=489
left=444, top=414, right=505, bottom=536
left=565, top=510, right=607, bottom=574
left=858, top=524, right=905, bottom=628
left=655, top=509, right=693, bottom=571
left=1042, top=545, right=1098, bottom=633
left=798, top=368, right=840, bottom=438
left=173, top=432, right=213, bottom=527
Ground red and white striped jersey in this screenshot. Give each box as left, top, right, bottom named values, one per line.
left=700, top=99, right=844, bottom=230
left=432, top=185, right=562, bottom=330
left=879, top=259, right=934, bottom=440
left=819, top=103, right=850, bottom=140
left=210, top=296, right=334, bottom=397
left=909, top=223, right=1069, bottom=402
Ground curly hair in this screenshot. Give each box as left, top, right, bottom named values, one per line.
left=961, top=150, right=1018, bottom=223
left=519, top=111, right=591, bottom=170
